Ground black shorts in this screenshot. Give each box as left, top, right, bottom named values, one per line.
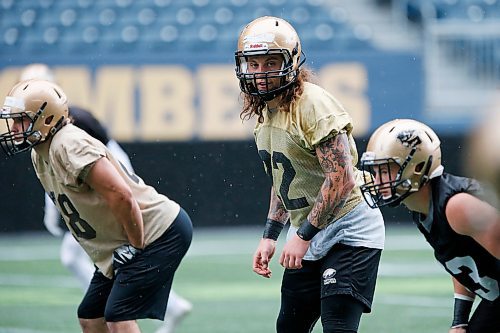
left=78, top=208, right=193, bottom=322
left=281, top=242, right=381, bottom=313
left=468, top=297, right=500, bottom=333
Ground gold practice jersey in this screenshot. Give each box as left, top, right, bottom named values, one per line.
left=32, top=124, right=180, bottom=278
left=255, top=82, right=363, bottom=228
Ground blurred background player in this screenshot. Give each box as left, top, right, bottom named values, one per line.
left=359, top=119, right=499, bottom=333
left=236, top=16, right=385, bottom=333
left=19, top=63, right=192, bottom=333
left=464, top=102, right=500, bottom=208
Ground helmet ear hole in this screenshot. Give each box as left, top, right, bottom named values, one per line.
left=45, top=115, right=54, bottom=125
left=415, top=161, right=425, bottom=173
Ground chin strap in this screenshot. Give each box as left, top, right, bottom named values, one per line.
left=49, top=116, right=66, bottom=136
left=419, top=155, right=434, bottom=187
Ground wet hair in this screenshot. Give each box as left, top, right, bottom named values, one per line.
left=239, top=66, right=315, bottom=123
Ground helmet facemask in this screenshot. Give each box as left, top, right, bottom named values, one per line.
left=360, top=152, right=417, bottom=208
left=235, top=47, right=305, bottom=101
left=235, top=16, right=305, bottom=101
left=0, top=80, right=68, bottom=156
left=360, top=119, right=443, bottom=209
left=0, top=101, right=48, bottom=156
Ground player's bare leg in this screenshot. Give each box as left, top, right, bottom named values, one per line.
left=79, top=317, right=109, bottom=333
left=107, top=320, right=141, bottom=333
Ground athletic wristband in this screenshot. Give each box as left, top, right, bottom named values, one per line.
left=451, top=296, right=473, bottom=328
left=262, top=219, right=284, bottom=241
left=296, top=220, right=320, bottom=241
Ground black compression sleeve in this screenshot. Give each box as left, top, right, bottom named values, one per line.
left=296, top=220, right=321, bottom=241
left=262, top=219, right=284, bottom=241
left=451, top=297, right=473, bottom=328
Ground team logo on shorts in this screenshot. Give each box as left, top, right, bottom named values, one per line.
left=323, top=268, right=337, bottom=285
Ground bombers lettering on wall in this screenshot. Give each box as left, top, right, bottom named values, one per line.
left=0, top=63, right=370, bottom=141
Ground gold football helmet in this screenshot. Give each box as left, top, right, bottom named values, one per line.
left=235, top=16, right=305, bottom=101
left=360, top=119, right=444, bottom=208
left=0, top=79, right=68, bottom=156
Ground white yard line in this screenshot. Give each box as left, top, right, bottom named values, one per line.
left=0, top=328, right=55, bottom=333
left=0, top=274, right=78, bottom=288
left=378, top=262, right=445, bottom=276
left=0, top=228, right=431, bottom=261
left=376, top=295, right=451, bottom=308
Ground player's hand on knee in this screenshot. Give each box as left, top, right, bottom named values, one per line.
left=112, top=244, right=142, bottom=273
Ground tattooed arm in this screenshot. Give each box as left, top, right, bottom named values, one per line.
left=268, top=187, right=290, bottom=224
left=262, top=188, right=289, bottom=241
left=308, top=133, right=356, bottom=229
left=253, top=187, right=290, bottom=278
left=280, top=133, right=356, bottom=269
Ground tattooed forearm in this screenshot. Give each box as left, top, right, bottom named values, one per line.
left=268, top=187, right=290, bottom=224
left=309, top=133, right=355, bottom=228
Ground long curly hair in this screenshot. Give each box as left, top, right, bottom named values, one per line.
left=239, top=67, right=316, bottom=123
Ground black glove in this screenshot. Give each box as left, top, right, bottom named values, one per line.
left=112, top=244, right=142, bottom=273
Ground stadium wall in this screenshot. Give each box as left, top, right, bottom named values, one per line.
left=0, top=135, right=467, bottom=233
left=0, top=50, right=479, bottom=232
left=0, top=51, right=426, bottom=141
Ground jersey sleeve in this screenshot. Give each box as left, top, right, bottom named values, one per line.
left=298, top=86, right=353, bottom=149
left=50, top=129, right=107, bottom=186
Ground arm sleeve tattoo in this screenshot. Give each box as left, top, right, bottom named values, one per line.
left=308, top=133, right=355, bottom=229
left=267, top=187, right=290, bottom=225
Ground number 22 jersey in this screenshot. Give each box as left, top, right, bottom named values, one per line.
left=254, top=82, right=384, bottom=252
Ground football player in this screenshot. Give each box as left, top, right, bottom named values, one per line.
left=359, top=118, right=499, bottom=333
left=19, top=63, right=193, bottom=333
left=235, top=16, right=385, bottom=333
left=0, top=79, right=193, bottom=333
left=465, top=109, right=500, bottom=207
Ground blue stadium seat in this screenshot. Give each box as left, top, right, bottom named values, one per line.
left=0, top=0, right=375, bottom=58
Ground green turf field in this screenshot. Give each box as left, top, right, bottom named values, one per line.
left=0, top=225, right=463, bottom=333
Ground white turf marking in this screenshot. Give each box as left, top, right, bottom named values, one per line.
left=0, top=328, right=54, bottom=333
left=378, top=262, right=445, bottom=277
left=0, top=230, right=431, bottom=261
left=376, top=295, right=451, bottom=308
left=383, top=235, right=430, bottom=250
left=0, top=249, right=57, bottom=261
left=0, top=274, right=78, bottom=288
left=0, top=230, right=452, bottom=326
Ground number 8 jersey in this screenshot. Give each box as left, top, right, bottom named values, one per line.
left=413, top=173, right=499, bottom=301
left=31, top=124, right=180, bottom=279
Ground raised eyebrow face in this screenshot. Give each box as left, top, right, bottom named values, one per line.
left=247, top=55, right=283, bottom=66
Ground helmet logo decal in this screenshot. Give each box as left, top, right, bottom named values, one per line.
left=361, top=151, right=376, bottom=162
left=397, top=130, right=422, bottom=148
left=4, top=96, right=25, bottom=111
left=244, top=43, right=269, bottom=51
